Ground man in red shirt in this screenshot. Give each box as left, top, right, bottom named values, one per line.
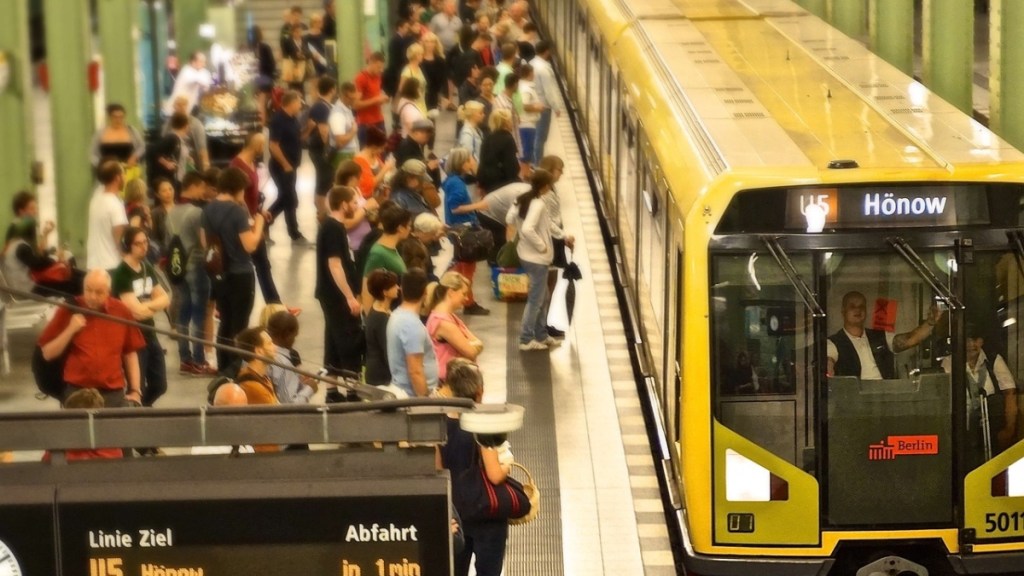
left=39, top=269, right=145, bottom=408
left=353, top=52, right=389, bottom=147
left=229, top=132, right=291, bottom=311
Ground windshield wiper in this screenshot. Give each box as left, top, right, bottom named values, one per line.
left=760, top=236, right=825, bottom=318
left=886, top=237, right=964, bottom=311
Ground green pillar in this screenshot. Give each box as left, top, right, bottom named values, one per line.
left=98, top=0, right=141, bottom=127
left=922, top=0, right=974, bottom=114
left=139, top=1, right=170, bottom=128
left=868, top=0, right=913, bottom=75
left=338, top=0, right=365, bottom=83
left=377, top=0, right=390, bottom=50
left=990, top=0, right=1024, bottom=150
left=801, top=0, right=828, bottom=19
left=365, top=1, right=382, bottom=53
left=44, top=0, right=95, bottom=256
left=174, top=0, right=209, bottom=64
left=0, top=0, right=34, bottom=238
left=829, top=0, right=867, bottom=39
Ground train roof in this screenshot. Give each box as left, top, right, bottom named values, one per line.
left=609, top=0, right=1024, bottom=183
left=618, top=0, right=801, bottom=20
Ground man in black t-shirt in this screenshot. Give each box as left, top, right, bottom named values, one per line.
left=268, top=90, right=307, bottom=244
left=112, top=227, right=171, bottom=406
left=316, top=186, right=364, bottom=401
left=308, top=76, right=337, bottom=221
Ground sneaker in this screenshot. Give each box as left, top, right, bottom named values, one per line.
left=519, top=341, right=548, bottom=351
left=547, top=326, right=566, bottom=339
left=192, top=362, right=219, bottom=376
left=540, top=336, right=562, bottom=348
left=287, top=307, right=302, bottom=317
left=179, top=361, right=197, bottom=375
left=292, top=235, right=311, bottom=246
left=464, top=303, right=491, bottom=316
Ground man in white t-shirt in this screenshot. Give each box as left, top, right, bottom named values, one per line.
left=87, top=160, right=128, bottom=271
left=164, top=52, right=213, bottom=116
left=330, top=81, right=360, bottom=160
left=826, top=291, right=939, bottom=380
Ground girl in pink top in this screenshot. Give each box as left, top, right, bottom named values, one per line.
left=426, top=271, right=484, bottom=380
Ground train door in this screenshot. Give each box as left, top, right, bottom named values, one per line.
left=592, top=38, right=607, bottom=179
left=664, top=195, right=684, bottom=460
left=604, top=72, right=621, bottom=219
left=617, top=115, right=639, bottom=296
left=636, top=137, right=668, bottom=391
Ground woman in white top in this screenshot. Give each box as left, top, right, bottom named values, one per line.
left=396, top=77, right=427, bottom=138
left=457, top=100, right=486, bottom=161
left=506, top=169, right=558, bottom=350
left=399, top=42, right=429, bottom=115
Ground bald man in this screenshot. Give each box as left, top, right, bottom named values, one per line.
left=826, top=291, right=940, bottom=380
left=39, top=269, right=146, bottom=407
left=213, top=381, right=248, bottom=407
left=191, top=382, right=254, bottom=455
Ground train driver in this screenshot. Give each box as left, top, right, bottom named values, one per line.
left=826, top=291, right=940, bottom=380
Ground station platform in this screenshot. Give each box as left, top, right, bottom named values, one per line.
left=0, top=74, right=675, bottom=574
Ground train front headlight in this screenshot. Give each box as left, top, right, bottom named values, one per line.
left=1008, top=457, right=1024, bottom=497
left=725, top=448, right=790, bottom=502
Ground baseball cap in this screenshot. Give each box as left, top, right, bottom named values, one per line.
left=402, top=159, right=429, bottom=179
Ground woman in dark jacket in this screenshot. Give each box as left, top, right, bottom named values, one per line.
left=421, top=32, right=451, bottom=112
left=476, top=109, right=520, bottom=193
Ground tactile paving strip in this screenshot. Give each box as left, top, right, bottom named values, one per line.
left=504, top=303, right=565, bottom=575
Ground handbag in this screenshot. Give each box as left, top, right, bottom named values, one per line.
left=30, top=262, right=72, bottom=284
left=507, top=462, right=540, bottom=526
left=495, top=234, right=520, bottom=268
left=453, top=461, right=533, bottom=523
left=452, top=226, right=494, bottom=263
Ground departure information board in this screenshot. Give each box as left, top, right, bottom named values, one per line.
left=0, top=480, right=450, bottom=576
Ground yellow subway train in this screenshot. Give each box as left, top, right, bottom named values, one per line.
left=532, top=0, right=1024, bottom=574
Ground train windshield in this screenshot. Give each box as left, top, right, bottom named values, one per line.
left=711, top=185, right=1024, bottom=527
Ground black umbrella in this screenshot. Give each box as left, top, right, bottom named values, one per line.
left=562, top=259, right=583, bottom=324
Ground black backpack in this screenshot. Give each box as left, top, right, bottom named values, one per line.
left=166, top=234, right=188, bottom=284
left=32, top=346, right=66, bottom=399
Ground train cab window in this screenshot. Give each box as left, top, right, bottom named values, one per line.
left=711, top=251, right=816, bottom=466
left=956, top=249, right=1022, bottom=474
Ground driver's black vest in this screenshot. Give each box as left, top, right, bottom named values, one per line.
left=829, top=329, right=896, bottom=380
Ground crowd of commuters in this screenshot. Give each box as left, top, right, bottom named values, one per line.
left=3, top=3, right=574, bottom=575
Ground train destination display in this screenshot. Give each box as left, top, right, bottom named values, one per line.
left=1, top=481, right=451, bottom=576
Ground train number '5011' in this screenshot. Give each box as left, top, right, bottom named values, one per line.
left=984, top=512, right=1024, bottom=534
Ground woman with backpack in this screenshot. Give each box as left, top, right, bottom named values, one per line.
left=201, top=167, right=267, bottom=373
